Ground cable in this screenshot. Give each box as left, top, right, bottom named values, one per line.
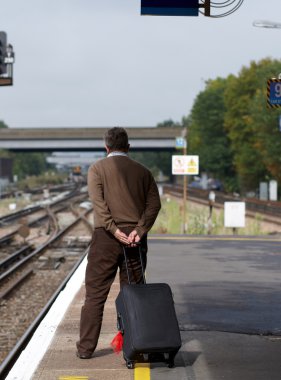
left=212, top=1, right=244, bottom=18
left=210, top=0, right=237, bottom=7
left=210, top=0, right=237, bottom=9
left=199, top=0, right=244, bottom=17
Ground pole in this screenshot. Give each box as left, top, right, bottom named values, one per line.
left=183, top=144, right=187, bottom=233
left=204, top=0, right=211, bottom=17
left=181, top=127, right=187, bottom=234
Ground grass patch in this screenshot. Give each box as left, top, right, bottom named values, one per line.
left=17, top=172, right=67, bottom=190
left=152, top=196, right=267, bottom=235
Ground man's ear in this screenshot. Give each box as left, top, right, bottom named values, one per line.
left=105, top=144, right=110, bottom=154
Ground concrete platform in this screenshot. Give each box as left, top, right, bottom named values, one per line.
left=6, top=235, right=281, bottom=380
left=31, top=282, right=134, bottom=380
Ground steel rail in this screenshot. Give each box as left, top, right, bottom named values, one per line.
left=0, top=232, right=15, bottom=246
left=0, top=208, right=92, bottom=284
left=70, top=204, right=93, bottom=234
left=0, top=205, right=67, bottom=249
left=0, top=204, right=43, bottom=225
left=0, top=183, right=76, bottom=200
left=0, top=185, right=83, bottom=226
left=0, top=245, right=33, bottom=273
left=0, top=246, right=89, bottom=379
left=0, top=190, right=88, bottom=248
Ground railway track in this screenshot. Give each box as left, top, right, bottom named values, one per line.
left=163, top=184, right=281, bottom=225
left=0, top=183, right=77, bottom=200
left=0, top=206, right=92, bottom=297
left=0, top=188, right=88, bottom=249
left=0, top=184, right=81, bottom=227
left=0, top=188, right=93, bottom=373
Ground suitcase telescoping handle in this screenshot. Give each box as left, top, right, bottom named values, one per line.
left=122, top=243, right=146, bottom=285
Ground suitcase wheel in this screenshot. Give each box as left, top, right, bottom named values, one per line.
left=126, top=360, right=134, bottom=369
left=167, top=359, right=175, bottom=368
left=164, top=353, right=174, bottom=368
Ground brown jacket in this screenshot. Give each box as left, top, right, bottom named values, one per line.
left=87, top=155, right=161, bottom=238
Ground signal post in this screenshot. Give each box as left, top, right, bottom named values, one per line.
left=173, top=129, right=199, bottom=234
left=0, top=31, right=15, bottom=86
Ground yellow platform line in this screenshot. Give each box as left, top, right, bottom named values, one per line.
left=135, top=363, right=150, bottom=380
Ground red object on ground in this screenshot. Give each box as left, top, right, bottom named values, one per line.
left=111, top=331, right=124, bottom=354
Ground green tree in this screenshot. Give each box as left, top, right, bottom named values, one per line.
left=0, top=120, right=10, bottom=158
left=224, top=58, right=281, bottom=191
left=0, top=121, right=55, bottom=179
left=129, top=151, right=172, bottom=179
left=249, top=87, right=281, bottom=184
left=0, top=120, right=8, bottom=129
left=187, top=77, right=236, bottom=191
left=12, top=152, right=50, bottom=180
left=156, top=119, right=182, bottom=128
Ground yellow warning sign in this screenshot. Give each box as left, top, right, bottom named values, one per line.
left=172, top=155, right=199, bottom=175
left=186, top=157, right=198, bottom=174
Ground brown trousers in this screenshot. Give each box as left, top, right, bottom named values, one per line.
left=76, top=227, right=147, bottom=355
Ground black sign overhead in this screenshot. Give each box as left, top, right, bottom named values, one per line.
left=141, top=0, right=199, bottom=16
left=141, top=0, right=245, bottom=17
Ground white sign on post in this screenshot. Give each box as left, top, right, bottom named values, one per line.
left=259, top=182, right=268, bottom=201
left=269, top=180, right=278, bottom=201
left=224, top=202, right=245, bottom=228
left=172, top=155, right=199, bottom=175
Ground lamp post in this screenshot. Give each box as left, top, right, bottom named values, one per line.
left=253, top=19, right=280, bottom=194
left=253, top=19, right=281, bottom=95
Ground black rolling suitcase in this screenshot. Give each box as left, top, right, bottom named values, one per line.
left=115, top=245, right=182, bottom=369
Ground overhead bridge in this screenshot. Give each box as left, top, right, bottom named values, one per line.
left=0, top=127, right=182, bottom=152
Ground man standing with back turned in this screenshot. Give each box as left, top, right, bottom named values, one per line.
left=76, top=127, right=161, bottom=358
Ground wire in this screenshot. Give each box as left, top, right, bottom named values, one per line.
left=199, top=0, right=244, bottom=17
left=210, top=0, right=237, bottom=9
left=210, top=0, right=236, bottom=6
left=212, top=1, right=244, bottom=18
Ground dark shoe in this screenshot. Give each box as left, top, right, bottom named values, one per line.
left=76, top=351, right=94, bottom=359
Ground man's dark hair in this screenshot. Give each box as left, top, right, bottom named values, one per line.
left=104, top=127, right=129, bottom=151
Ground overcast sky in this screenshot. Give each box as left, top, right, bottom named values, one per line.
left=1, top=0, right=281, bottom=128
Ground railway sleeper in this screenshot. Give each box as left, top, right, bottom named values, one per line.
left=38, top=256, right=65, bottom=270
left=0, top=269, right=34, bottom=300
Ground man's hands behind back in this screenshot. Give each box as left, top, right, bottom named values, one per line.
left=114, top=228, right=140, bottom=247
left=128, top=230, right=140, bottom=245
